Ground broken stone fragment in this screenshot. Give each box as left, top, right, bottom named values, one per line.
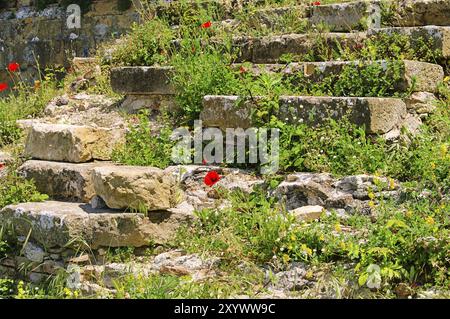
left=276, top=173, right=401, bottom=213
left=405, top=92, right=438, bottom=114
left=24, top=123, right=125, bottom=163
left=290, top=205, right=325, bottom=222
left=92, top=166, right=181, bottom=211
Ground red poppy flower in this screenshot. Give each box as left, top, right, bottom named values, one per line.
left=201, top=21, right=212, bottom=28
left=239, top=66, right=247, bottom=74
left=311, top=1, right=321, bottom=5
left=0, top=82, right=8, bottom=92
left=204, top=170, right=221, bottom=187
left=202, top=159, right=207, bottom=165
left=0, top=163, right=5, bottom=170
left=8, top=62, right=20, bottom=72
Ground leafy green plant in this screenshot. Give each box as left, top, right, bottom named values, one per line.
left=112, top=111, right=174, bottom=168
left=171, top=46, right=240, bottom=123
left=0, top=68, right=61, bottom=147
left=106, top=247, right=135, bottom=263
left=110, top=18, right=174, bottom=67
left=0, top=172, right=48, bottom=208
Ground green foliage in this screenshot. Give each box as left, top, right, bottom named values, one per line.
left=177, top=188, right=294, bottom=263
left=0, top=69, right=61, bottom=147
left=171, top=45, right=240, bottom=123
left=112, top=111, right=174, bottom=168
left=105, top=247, right=135, bottom=263
left=0, top=279, right=14, bottom=298
left=0, top=171, right=48, bottom=208
left=291, top=61, right=408, bottom=98
left=277, top=119, right=388, bottom=175
left=113, top=270, right=264, bottom=299
left=177, top=187, right=450, bottom=291
left=110, top=19, right=174, bottom=67
left=300, top=31, right=442, bottom=64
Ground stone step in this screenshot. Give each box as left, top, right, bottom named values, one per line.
left=18, top=160, right=181, bottom=211
left=201, top=95, right=407, bottom=134
left=0, top=201, right=192, bottom=250
left=18, top=160, right=115, bottom=203
left=110, top=66, right=175, bottom=95
left=309, top=0, right=450, bottom=32
left=233, top=31, right=365, bottom=63
left=24, top=122, right=126, bottom=163
left=111, top=60, right=442, bottom=97
left=91, top=165, right=180, bottom=211
left=234, top=26, right=450, bottom=63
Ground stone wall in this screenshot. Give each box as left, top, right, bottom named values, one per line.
left=0, top=0, right=140, bottom=84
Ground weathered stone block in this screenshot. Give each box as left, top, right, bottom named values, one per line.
left=290, top=205, right=325, bottom=222
left=405, top=92, right=438, bottom=114
left=92, top=166, right=181, bottom=211
left=309, top=0, right=450, bottom=31
left=234, top=32, right=366, bottom=63
left=24, top=123, right=125, bottom=163
left=18, top=160, right=114, bottom=202
left=110, top=66, right=175, bottom=95
left=309, top=1, right=381, bottom=31
left=388, top=0, right=450, bottom=27
left=0, top=201, right=191, bottom=249
left=201, top=95, right=407, bottom=134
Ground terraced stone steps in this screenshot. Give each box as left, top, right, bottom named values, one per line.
left=111, top=60, right=444, bottom=97
left=201, top=95, right=408, bottom=134
left=309, top=0, right=450, bottom=31
left=24, top=122, right=125, bottom=163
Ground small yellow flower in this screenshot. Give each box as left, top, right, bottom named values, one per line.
left=440, top=144, right=448, bottom=159
left=301, top=244, right=313, bottom=256
left=319, top=234, right=325, bottom=241
left=368, top=191, right=375, bottom=200
left=405, top=210, right=413, bottom=218
left=425, top=216, right=435, bottom=225
left=340, top=241, right=346, bottom=250
left=305, top=270, right=314, bottom=279
left=389, top=178, right=396, bottom=190
left=290, top=234, right=297, bottom=241
left=282, top=254, right=291, bottom=263
left=444, top=76, right=450, bottom=83
left=368, top=200, right=375, bottom=208
left=334, top=223, right=342, bottom=232
left=431, top=162, right=436, bottom=170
